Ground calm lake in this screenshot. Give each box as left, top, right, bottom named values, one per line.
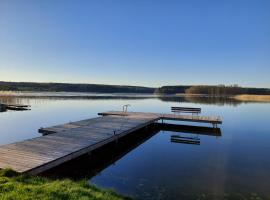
left=0, top=93, right=270, bottom=199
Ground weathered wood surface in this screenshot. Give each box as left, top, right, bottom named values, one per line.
left=0, top=115, right=158, bottom=174
left=98, top=111, right=222, bottom=124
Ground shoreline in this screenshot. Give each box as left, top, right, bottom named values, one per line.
left=0, top=92, right=270, bottom=102
left=0, top=168, right=130, bottom=200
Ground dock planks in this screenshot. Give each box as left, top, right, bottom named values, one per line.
left=0, top=114, right=158, bottom=174
left=98, top=111, right=222, bottom=125
left=0, top=111, right=222, bottom=175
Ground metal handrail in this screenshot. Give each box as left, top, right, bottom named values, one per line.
left=113, top=105, right=132, bottom=135
left=122, top=104, right=131, bottom=112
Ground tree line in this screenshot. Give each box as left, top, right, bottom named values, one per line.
left=156, top=85, right=270, bottom=96
left=1, top=81, right=270, bottom=95
left=0, top=81, right=155, bottom=93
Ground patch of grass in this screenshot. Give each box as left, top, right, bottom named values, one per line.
left=0, top=168, right=131, bottom=200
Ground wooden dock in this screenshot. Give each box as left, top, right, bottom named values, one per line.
left=0, top=111, right=222, bottom=175
left=0, top=114, right=158, bottom=174
left=99, top=111, right=222, bottom=126
left=0, top=103, right=30, bottom=111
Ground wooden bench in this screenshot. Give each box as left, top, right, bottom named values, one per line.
left=171, top=107, right=201, bottom=115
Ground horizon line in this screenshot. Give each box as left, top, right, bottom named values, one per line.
left=0, top=80, right=269, bottom=89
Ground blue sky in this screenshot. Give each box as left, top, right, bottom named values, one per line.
left=0, top=0, right=269, bottom=87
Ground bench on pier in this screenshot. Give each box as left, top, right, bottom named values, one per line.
left=171, top=107, right=201, bottom=115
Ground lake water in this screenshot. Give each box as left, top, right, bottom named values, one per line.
left=0, top=94, right=270, bottom=199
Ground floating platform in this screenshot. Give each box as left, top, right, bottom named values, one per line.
left=0, top=111, right=222, bottom=175
left=99, top=111, right=222, bottom=126
left=0, top=103, right=30, bottom=111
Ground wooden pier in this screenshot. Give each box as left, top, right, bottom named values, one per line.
left=0, top=111, right=222, bottom=175
left=99, top=111, right=222, bottom=126
left=0, top=103, right=30, bottom=111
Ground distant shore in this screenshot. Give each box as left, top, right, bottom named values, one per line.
left=1, top=91, right=270, bottom=103
left=1, top=81, right=270, bottom=96
left=232, top=95, right=270, bottom=102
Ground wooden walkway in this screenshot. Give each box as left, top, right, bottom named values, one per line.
left=0, top=114, right=158, bottom=174
left=99, top=111, right=222, bottom=125
left=0, top=111, right=222, bottom=174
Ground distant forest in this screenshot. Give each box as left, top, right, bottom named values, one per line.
left=0, top=81, right=155, bottom=93
left=155, top=85, right=270, bottom=96
left=0, top=81, right=270, bottom=96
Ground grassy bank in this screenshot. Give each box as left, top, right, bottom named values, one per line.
left=233, top=95, right=270, bottom=102
left=0, top=169, right=130, bottom=200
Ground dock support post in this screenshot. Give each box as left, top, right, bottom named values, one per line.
left=115, top=135, right=119, bottom=144
left=145, top=125, right=148, bottom=131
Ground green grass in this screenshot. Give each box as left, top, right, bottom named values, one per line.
left=0, top=169, right=131, bottom=200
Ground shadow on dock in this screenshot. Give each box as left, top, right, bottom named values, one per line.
left=41, top=123, right=221, bottom=180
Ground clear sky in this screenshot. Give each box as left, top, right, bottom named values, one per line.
left=0, top=0, right=269, bottom=87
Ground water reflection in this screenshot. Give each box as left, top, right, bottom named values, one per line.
left=0, top=96, right=32, bottom=105
left=162, top=123, right=221, bottom=145
left=157, top=96, right=243, bottom=106
left=42, top=123, right=221, bottom=180
left=1, top=94, right=270, bottom=199
left=41, top=124, right=161, bottom=179
left=171, top=135, right=201, bottom=145
left=161, top=123, right=222, bottom=137
left=0, top=93, right=257, bottom=107
left=41, top=123, right=227, bottom=200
